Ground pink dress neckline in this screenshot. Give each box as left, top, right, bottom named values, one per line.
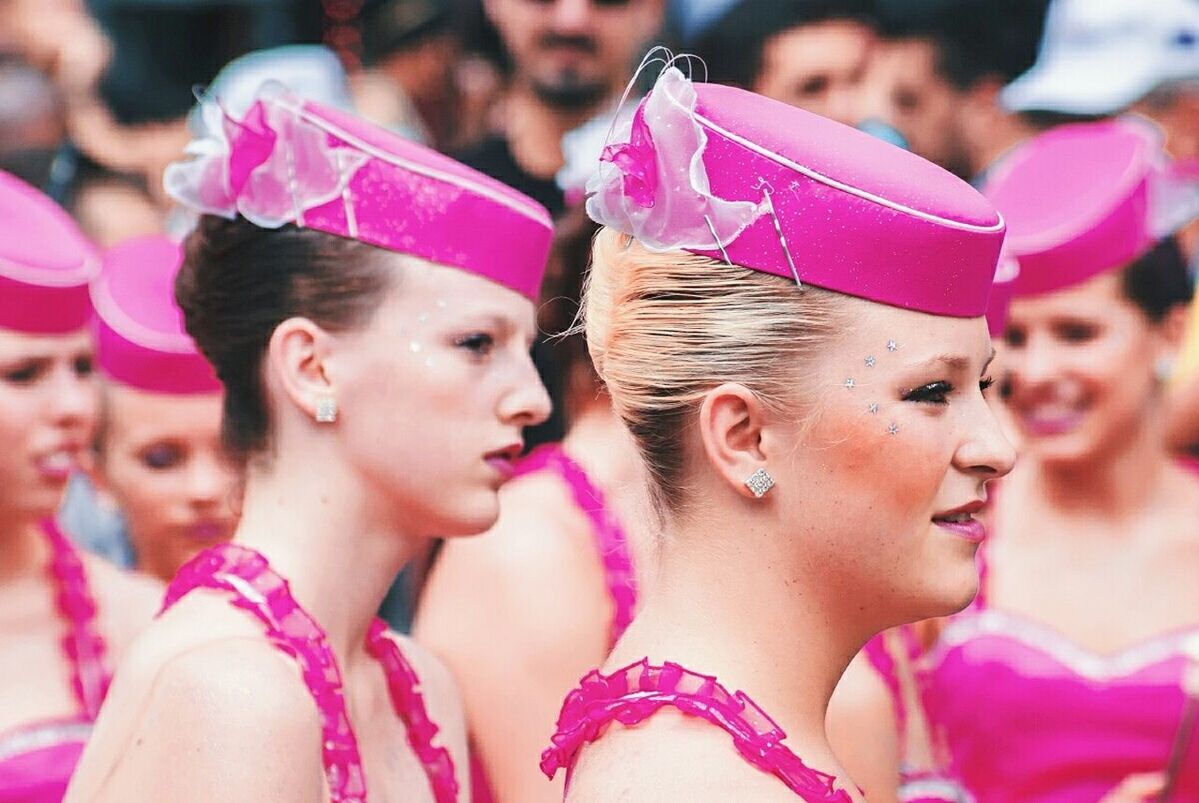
left=162, top=543, right=458, bottom=803
left=541, top=658, right=853, bottom=802
left=0, top=519, right=111, bottom=803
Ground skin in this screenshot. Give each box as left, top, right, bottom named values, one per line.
left=563, top=301, right=1014, bottom=802
left=416, top=398, right=654, bottom=803
left=830, top=272, right=1199, bottom=802
left=752, top=20, right=875, bottom=127
left=858, top=38, right=1037, bottom=180
left=65, top=255, right=552, bottom=803
left=0, top=327, right=161, bottom=740
left=92, top=385, right=238, bottom=582
left=482, top=0, right=664, bottom=179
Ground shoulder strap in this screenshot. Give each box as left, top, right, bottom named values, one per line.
left=515, top=444, right=638, bottom=646
left=41, top=519, right=110, bottom=719
left=161, top=545, right=369, bottom=803
left=542, top=659, right=853, bottom=802
left=364, top=620, right=459, bottom=803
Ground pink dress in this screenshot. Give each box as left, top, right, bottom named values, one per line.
left=0, top=520, right=110, bottom=803
left=162, top=543, right=458, bottom=803
left=470, top=443, right=638, bottom=802
left=541, top=658, right=853, bottom=801
left=869, top=524, right=1199, bottom=801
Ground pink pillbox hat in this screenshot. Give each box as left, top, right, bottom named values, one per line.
left=92, top=235, right=221, bottom=395
left=982, top=118, right=1185, bottom=298
left=165, top=83, right=554, bottom=300
left=0, top=171, right=99, bottom=334
left=589, top=66, right=1006, bottom=317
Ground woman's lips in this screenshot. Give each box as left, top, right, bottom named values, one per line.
left=35, top=451, right=77, bottom=482
left=1018, top=409, right=1085, bottom=437
left=189, top=521, right=231, bottom=542
left=934, top=517, right=987, bottom=543
left=484, top=455, right=516, bottom=478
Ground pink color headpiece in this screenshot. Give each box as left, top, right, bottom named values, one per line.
left=588, top=63, right=1006, bottom=317
left=92, top=235, right=221, bottom=395
left=982, top=118, right=1199, bottom=299
left=0, top=171, right=99, bottom=334
left=164, top=83, right=553, bottom=300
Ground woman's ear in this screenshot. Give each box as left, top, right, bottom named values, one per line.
left=265, top=317, right=336, bottom=423
left=697, top=382, right=775, bottom=500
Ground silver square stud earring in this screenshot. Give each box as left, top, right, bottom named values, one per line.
left=744, top=468, right=775, bottom=498
left=315, top=398, right=338, bottom=424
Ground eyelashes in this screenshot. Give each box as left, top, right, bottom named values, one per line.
left=902, top=377, right=995, bottom=405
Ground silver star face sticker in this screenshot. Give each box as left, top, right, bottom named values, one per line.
left=887, top=422, right=899, bottom=435
left=844, top=378, right=856, bottom=389
left=868, top=402, right=879, bottom=414
left=887, top=340, right=898, bottom=352
left=865, top=356, right=876, bottom=367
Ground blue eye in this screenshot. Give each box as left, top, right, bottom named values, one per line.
left=141, top=444, right=184, bottom=470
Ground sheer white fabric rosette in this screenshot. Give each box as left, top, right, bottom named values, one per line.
left=585, top=63, right=767, bottom=253
left=163, top=81, right=369, bottom=229
left=1149, top=159, right=1199, bottom=240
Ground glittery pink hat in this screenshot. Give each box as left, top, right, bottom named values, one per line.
left=588, top=64, right=1006, bottom=317
left=982, top=118, right=1197, bottom=298
left=0, top=171, right=99, bottom=334
left=92, top=235, right=221, bottom=395
left=164, top=83, right=553, bottom=300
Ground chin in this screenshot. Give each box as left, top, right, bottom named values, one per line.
left=434, top=497, right=502, bottom=540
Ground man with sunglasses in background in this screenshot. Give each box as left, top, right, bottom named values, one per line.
left=459, top=0, right=664, bottom=217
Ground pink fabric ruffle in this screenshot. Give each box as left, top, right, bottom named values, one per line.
left=164, top=544, right=459, bottom=802
left=514, top=445, right=637, bottom=646
left=541, top=658, right=852, bottom=801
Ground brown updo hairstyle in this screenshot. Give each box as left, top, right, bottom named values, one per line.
left=175, top=215, right=394, bottom=461
left=582, top=227, right=849, bottom=516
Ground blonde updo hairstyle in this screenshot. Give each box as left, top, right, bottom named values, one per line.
left=583, top=227, right=849, bottom=517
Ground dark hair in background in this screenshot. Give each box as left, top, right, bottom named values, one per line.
left=176, top=216, right=393, bottom=460
left=690, top=0, right=877, bottom=90
left=1122, top=236, right=1193, bottom=322
left=361, top=0, right=453, bottom=66
left=875, top=0, right=1050, bottom=88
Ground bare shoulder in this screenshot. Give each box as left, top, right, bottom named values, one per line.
left=416, top=468, right=610, bottom=662
left=564, top=708, right=799, bottom=803
left=83, top=554, right=164, bottom=657
left=91, top=636, right=322, bottom=802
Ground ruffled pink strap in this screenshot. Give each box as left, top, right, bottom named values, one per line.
left=364, top=620, right=459, bottom=803
left=41, top=519, right=110, bottom=719
left=514, top=445, right=637, bottom=647
left=540, top=659, right=852, bottom=801
left=162, top=544, right=369, bottom=802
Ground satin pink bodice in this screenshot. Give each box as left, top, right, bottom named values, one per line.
left=162, top=544, right=458, bottom=803
left=541, top=659, right=852, bottom=801
left=470, top=444, right=640, bottom=803
left=0, top=520, right=110, bottom=803
left=899, top=527, right=1199, bottom=802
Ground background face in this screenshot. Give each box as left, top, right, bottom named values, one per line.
left=485, top=0, right=662, bottom=109
left=753, top=20, right=875, bottom=126
left=1003, top=272, right=1165, bottom=467
left=0, top=328, right=96, bottom=522
left=98, top=386, right=238, bottom=581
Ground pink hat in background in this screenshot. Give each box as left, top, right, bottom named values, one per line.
left=92, top=235, right=221, bottom=395
left=164, top=82, right=553, bottom=300
left=982, top=117, right=1192, bottom=299
left=588, top=63, right=1006, bottom=318
left=0, top=171, right=99, bottom=334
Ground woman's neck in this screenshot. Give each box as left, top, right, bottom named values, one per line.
left=0, top=514, right=50, bottom=584
left=1024, top=411, right=1171, bottom=520
left=608, top=508, right=869, bottom=746
left=233, top=449, right=417, bottom=666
